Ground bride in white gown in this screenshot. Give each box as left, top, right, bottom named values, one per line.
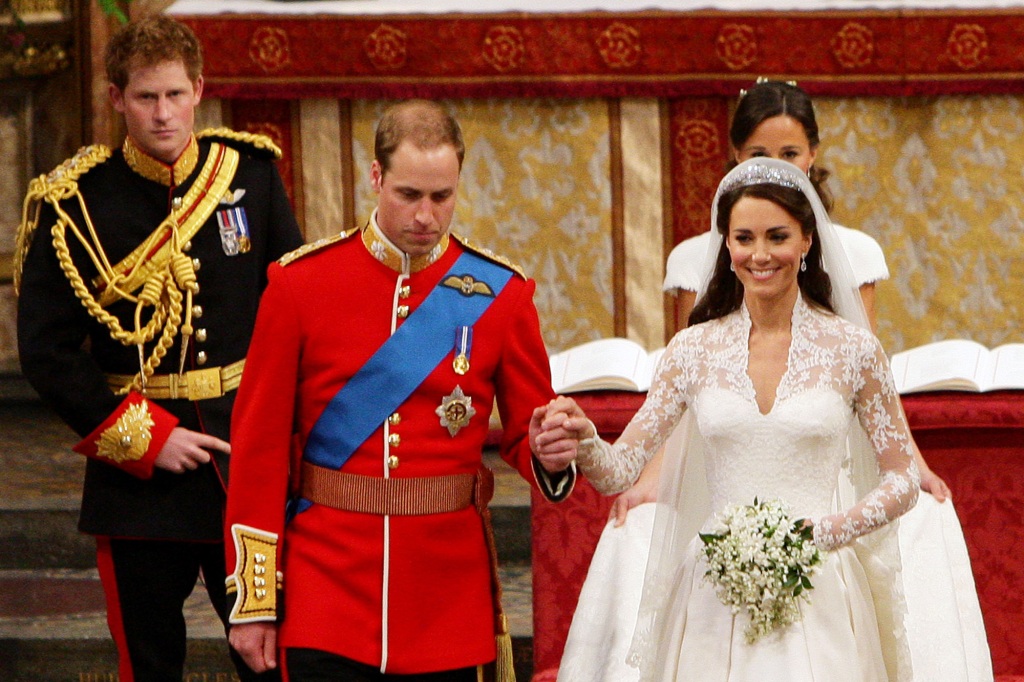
left=537, top=158, right=920, bottom=681
left=555, top=82, right=992, bottom=682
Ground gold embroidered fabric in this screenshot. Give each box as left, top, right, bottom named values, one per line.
left=227, top=524, right=280, bottom=623
left=95, top=399, right=155, bottom=463
left=362, top=213, right=448, bottom=273
left=123, top=134, right=199, bottom=187
left=815, top=96, right=1023, bottom=352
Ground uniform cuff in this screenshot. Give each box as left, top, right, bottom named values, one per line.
left=532, top=457, right=576, bottom=502
left=72, top=392, right=177, bottom=479
left=227, top=524, right=282, bottom=624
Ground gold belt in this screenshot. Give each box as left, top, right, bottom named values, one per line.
left=105, top=359, right=245, bottom=400
left=300, top=461, right=481, bottom=516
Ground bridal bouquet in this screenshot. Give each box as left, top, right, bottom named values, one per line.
left=699, top=497, right=823, bottom=644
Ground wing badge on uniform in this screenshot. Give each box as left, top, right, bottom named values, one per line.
left=442, top=274, right=494, bottom=297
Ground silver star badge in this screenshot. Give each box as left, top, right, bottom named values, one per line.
left=435, top=385, right=476, bottom=437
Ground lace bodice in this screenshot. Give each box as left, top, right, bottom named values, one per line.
left=577, top=297, right=919, bottom=550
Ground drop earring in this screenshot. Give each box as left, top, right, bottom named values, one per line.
left=729, top=262, right=735, bottom=272
left=800, top=254, right=807, bottom=272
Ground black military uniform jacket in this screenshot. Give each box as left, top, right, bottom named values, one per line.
left=16, top=130, right=303, bottom=541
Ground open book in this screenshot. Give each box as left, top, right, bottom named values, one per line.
left=890, top=340, right=1024, bottom=394
left=549, top=338, right=666, bottom=393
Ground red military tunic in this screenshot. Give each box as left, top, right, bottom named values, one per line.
left=225, top=220, right=570, bottom=673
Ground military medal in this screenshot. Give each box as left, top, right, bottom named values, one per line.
left=436, top=385, right=476, bottom=437
left=216, top=206, right=252, bottom=255
left=453, top=325, right=472, bottom=375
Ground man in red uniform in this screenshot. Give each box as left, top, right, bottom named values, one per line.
left=224, top=100, right=576, bottom=680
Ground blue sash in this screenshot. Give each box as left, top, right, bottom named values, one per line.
left=304, top=251, right=513, bottom=471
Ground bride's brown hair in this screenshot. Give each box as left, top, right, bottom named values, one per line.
left=689, top=183, right=835, bottom=327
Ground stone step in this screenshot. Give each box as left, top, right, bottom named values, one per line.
left=0, top=565, right=535, bottom=682
left=0, top=401, right=534, bottom=570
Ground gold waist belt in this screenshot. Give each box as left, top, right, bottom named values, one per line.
left=105, top=358, right=245, bottom=401
left=300, top=461, right=479, bottom=516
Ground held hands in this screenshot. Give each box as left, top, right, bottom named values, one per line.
left=529, top=396, right=595, bottom=473
left=229, top=621, right=277, bottom=673
left=153, top=427, right=230, bottom=474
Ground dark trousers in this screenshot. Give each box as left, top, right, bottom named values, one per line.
left=285, top=648, right=482, bottom=682
left=96, top=536, right=278, bottom=682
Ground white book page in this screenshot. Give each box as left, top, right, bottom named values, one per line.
left=985, top=343, right=1024, bottom=391
left=550, top=338, right=648, bottom=393
left=640, top=347, right=668, bottom=392
left=890, top=339, right=987, bottom=393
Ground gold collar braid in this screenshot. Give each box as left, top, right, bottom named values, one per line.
left=123, top=135, right=199, bottom=187
left=362, top=212, right=449, bottom=274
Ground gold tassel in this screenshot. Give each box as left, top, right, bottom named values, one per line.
left=494, top=614, right=516, bottom=682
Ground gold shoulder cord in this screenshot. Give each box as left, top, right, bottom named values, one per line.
left=14, top=145, right=112, bottom=295
left=16, top=143, right=239, bottom=395
left=198, top=127, right=283, bottom=159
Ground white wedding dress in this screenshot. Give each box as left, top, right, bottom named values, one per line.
left=571, top=298, right=919, bottom=681
left=558, top=228, right=992, bottom=682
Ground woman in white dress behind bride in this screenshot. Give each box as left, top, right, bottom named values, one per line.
left=533, top=157, right=921, bottom=681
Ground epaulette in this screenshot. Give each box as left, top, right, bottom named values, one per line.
left=452, top=233, right=526, bottom=279
left=197, top=127, right=282, bottom=160
left=278, top=227, right=360, bottom=267
left=43, top=144, right=113, bottom=184
left=13, top=144, right=113, bottom=294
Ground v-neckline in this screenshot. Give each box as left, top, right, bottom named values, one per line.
left=741, top=300, right=800, bottom=416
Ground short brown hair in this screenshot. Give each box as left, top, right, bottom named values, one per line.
left=374, top=100, right=465, bottom=175
left=106, top=15, right=203, bottom=91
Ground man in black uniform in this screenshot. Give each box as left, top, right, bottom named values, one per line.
left=14, top=15, right=302, bottom=681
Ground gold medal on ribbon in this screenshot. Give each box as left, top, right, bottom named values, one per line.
left=452, top=325, right=472, bottom=375
left=436, top=385, right=476, bottom=437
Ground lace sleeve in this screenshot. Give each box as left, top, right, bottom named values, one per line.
left=575, top=336, right=690, bottom=495
left=813, top=336, right=919, bottom=550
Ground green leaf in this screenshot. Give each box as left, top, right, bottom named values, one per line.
left=97, top=0, right=130, bottom=24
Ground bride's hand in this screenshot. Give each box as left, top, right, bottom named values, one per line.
left=918, top=466, right=951, bottom=502
left=530, top=397, right=594, bottom=472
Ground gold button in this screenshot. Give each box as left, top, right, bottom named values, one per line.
left=191, top=257, right=201, bottom=271
left=182, top=241, right=192, bottom=253
left=399, top=286, right=411, bottom=299
left=172, top=197, right=183, bottom=210
left=191, top=282, right=200, bottom=296
left=196, top=351, right=208, bottom=366
left=397, top=305, right=409, bottom=319
left=388, top=412, right=401, bottom=426
left=192, top=305, right=203, bottom=318
left=195, top=328, right=207, bottom=343
left=387, top=455, right=400, bottom=470
left=388, top=433, right=401, bottom=447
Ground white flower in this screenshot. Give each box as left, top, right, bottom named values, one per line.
left=699, top=498, right=823, bottom=644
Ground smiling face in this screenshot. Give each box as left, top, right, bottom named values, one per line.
left=733, top=114, right=817, bottom=174
left=726, top=195, right=812, bottom=306
left=371, top=140, right=461, bottom=257
left=109, top=59, right=202, bottom=165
